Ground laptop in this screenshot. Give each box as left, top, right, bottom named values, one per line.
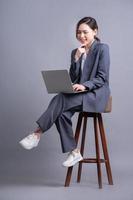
left=41, top=69, right=87, bottom=94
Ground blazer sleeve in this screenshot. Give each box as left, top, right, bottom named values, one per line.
left=69, top=49, right=81, bottom=83
left=82, top=44, right=110, bottom=90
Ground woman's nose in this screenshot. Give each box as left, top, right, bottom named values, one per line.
left=80, top=32, right=85, bottom=38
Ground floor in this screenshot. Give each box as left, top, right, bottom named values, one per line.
left=0, top=153, right=133, bottom=200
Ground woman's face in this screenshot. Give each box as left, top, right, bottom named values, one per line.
left=76, top=23, right=97, bottom=47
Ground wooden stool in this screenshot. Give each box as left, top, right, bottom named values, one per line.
left=64, top=96, right=113, bottom=188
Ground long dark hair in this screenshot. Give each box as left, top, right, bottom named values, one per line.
left=76, top=17, right=100, bottom=41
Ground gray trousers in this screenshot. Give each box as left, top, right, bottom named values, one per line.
left=36, top=93, right=83, bottom=153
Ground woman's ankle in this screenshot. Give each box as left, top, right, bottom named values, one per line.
left=34, top=132, right=41, bottom=139
left=72, top=148, right=80, bottom=153
left=34, top=127, right=43, bottom=139
left=35, top=127, right=42, bottom=133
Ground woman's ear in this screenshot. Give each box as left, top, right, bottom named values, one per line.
left=94, top=29, right=98, bottom=36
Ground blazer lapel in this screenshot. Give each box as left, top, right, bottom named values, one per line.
left=80, top=40, right=99, bottom=83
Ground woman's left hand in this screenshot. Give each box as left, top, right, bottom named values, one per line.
left=73, top=84, right=86, bottom=91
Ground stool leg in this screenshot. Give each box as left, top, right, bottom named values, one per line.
left=64, top=113, right=83, bottom=187
left=98, top=114, right=113, bottom=185
left=94, top=115, right=102, bottom=188
left=77, top=115, right=87, bottom=183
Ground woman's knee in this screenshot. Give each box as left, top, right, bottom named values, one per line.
left=49, top=93, right=65, bottom=107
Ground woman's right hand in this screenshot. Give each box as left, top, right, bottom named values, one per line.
left=75, top=46, right=86, bottom=62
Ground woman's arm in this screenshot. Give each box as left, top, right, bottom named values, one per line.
left=69, top=47, right=86, bottom=84
left=69, top=49, right=80, bottom=83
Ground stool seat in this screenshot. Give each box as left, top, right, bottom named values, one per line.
left=64, top=97, right=113, bottom=188
left=104, top=96, right=112, bottom=113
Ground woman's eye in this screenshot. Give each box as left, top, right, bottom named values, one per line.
left=83, top=31, right=89, bottom=34
left=77, top=31, right=89, bottom=34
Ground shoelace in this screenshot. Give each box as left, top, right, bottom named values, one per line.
left=68, top=151, right=76, bottom=158
left=27, top=134, right=35, bottom=139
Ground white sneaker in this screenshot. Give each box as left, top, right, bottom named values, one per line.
left=19, top=133, right=40, bottom=150
left=62, top=150, right=83, bottom=167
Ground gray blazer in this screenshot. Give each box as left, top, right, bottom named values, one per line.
left=69, top=40, right=110, bottom=112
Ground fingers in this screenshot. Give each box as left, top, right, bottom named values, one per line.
left=73, top=84, right=79, bottom=91
left=78, top=46, right=86, bottom=54
left=75, top=47, right=86, bottom=61
left=73, top=84, right=85, bottom=91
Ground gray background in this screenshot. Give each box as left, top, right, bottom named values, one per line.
left=0, top=0, right=133, bottom=199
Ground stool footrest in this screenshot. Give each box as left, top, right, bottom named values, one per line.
left=81, top=158, right=107, bottom=163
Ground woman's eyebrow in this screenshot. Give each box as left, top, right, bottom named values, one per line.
left=77, top=30, right=89, bottom=32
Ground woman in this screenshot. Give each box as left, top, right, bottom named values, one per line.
left=19, top=17, right=110, bottom=167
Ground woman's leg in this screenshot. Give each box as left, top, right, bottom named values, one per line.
left=36, top=93, right=83, bottom=134
left=55, top=110, right=76, bottom=153
left=20, top=93, right=84, bottom=166
left=55, top=106, right=82, bottom=153
left=20, top=93, right=83, bottom=152
left=36, top=94, right=65, bottom=133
